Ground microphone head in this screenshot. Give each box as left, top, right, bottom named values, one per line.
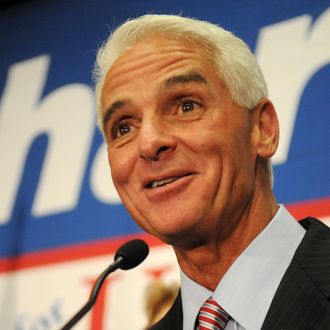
left=114, top=239, right=149, bottom=270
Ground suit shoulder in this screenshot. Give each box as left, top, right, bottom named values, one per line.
left=298, top=217, right=330, bottom=252
left=296, top=216, right=330, bottom=297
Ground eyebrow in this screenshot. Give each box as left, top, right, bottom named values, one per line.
left=102, top=99, right=127, bottom=128
left=102, top=72, right=207, bottom=127
left=164, top=72, right=207, bottom=88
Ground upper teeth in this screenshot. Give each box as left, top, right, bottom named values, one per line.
left=151, top=177, right=178, bottom=188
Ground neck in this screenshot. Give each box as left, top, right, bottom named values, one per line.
left=173, top=183, right=278, bottom=291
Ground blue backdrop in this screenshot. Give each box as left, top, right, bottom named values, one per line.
left=0, top=0, right=329, bottom=262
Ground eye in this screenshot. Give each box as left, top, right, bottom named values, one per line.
left=111, top=119, right=132, bottom=139
left=181, top=101, right=195, bottom=112
left=178, top=99, right=202, bottom=114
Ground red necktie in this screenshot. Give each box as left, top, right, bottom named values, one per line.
left=198, top=297, right=230, bottom=330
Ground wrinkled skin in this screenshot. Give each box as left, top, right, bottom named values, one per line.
left=101, top=35, right=279, bottom=289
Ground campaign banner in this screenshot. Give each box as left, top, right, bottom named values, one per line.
left=0, top=1, right=329, bottom=329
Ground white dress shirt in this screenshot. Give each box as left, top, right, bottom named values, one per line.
left=181, top=205, right=306, bottom=330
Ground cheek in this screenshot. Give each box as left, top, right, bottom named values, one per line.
left=108, top=149, right=132, bottom=186
left=194, top=130, right=223, bottom=159
left=198, top=129, right=252, bottom=180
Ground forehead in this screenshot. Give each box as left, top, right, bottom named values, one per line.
left=101, top=35, right=217, bottom=103
left=109, top=34, right=213, bottom=73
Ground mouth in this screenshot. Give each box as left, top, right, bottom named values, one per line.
left=145, top=174, right=191, bottom=189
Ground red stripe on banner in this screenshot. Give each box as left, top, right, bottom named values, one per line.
left=286, top=196, right=330, bottom=219
left=0, top=233, right=163, bottom=273
left=0, top=196, right=329, bottom=274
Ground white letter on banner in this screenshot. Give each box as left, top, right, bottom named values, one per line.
left=0, top=55, right=95, bottom=223
left=256, top=8, right=330, bottom=165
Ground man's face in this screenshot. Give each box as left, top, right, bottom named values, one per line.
left=101, top=36, right=258, bottom=247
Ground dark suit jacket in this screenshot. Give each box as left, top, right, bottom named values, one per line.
left=149, top=218, right=330, bottom=330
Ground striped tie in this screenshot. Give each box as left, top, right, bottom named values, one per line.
left=198, top=297, right=230, bottom=330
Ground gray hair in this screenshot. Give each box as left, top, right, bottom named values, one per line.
left=93, top=14, right=273, bottom=184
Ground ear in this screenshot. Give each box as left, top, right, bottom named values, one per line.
left=253, top=99, right=279, bottom=159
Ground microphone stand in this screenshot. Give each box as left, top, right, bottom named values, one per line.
left=59, top=256, right=124, bottom=330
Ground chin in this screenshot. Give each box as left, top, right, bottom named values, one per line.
left=147, top=216, right=204, bottom=247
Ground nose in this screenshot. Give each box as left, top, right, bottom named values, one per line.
left=138, top=116, right=176, bottom=161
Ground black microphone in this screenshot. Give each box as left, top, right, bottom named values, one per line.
left=59, top=239, right=149, bottom=330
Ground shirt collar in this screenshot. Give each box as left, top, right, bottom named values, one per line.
left=181, top=205, right=306, bottom=330
left=180, top=270, right=211, bottom=330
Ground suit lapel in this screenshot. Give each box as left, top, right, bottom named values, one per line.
left=262, top=218, right=330, bottom=330
left=149, top=218, right=330, bottom=330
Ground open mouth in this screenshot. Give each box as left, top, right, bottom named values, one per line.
left=145, top=174, right=192, bottom=189
left=147, top=176, right=180, bottom=189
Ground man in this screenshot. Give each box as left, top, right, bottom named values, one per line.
left=94, top=14, right=330, bottom=329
